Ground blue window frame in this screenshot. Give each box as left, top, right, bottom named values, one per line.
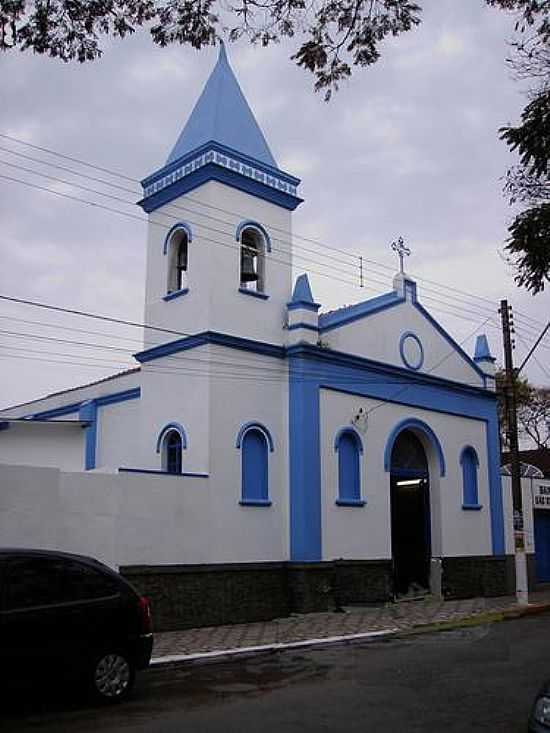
left=334, top=428, right=365, bottom=506
left=240, top=428, right=271, bottom=506
left=460, top=446, right=482, bottom=510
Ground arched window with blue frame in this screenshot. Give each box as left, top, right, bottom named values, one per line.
left=236, top=422, right=274, bottom=506
left=165, top=430, right=183, bottom=474
left=156, top=422, right=187, bottom=475
left=460, top=446, right=482, bottom=510
left=334, top=428, right=365, bottom=506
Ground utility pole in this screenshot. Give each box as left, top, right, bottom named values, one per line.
left=500, top=300, right=522, bottom=517
left=500, top=299, right=527, bottom=604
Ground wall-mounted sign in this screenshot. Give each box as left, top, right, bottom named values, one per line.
left=533, top=480, right=550, bottom=509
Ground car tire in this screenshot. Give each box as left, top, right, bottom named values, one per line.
left=89, top=650, right=135, bottom=704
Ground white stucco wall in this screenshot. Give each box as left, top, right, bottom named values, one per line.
left=96, top=398, right=142, bottom=470
left=207, top=344, right=289, bottom=562
left=137, top=344, right=211, bottom=473
left=0, top=461, right=287, bottom=568
left=322, top=296, right=484, bottom=388
left=320, top=389, right=494, bottom=562
left=0, top=423, right=84, bottom=470
left=144, top=180, right=293, bottom=348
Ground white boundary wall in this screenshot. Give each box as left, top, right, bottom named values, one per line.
left=0, top=462, right=287, bottom=569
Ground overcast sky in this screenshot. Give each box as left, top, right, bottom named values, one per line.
left=1, top=0, right=549, bottom=410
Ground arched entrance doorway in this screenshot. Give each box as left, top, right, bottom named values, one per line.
left=390, top=429, right=431, bottom=597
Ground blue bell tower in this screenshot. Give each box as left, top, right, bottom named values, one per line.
left=138, top=43, right=303, bottom=346
left=139, top=43, right=302, bottom=214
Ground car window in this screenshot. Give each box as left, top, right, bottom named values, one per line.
left=58, top=561, right=120, bottom=602
left=5, top=556, right=66, bottom=610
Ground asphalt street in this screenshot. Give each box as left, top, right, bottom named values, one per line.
left=4, top=614, right=550, bottom=732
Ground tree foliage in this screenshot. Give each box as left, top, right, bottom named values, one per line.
left=498, top=4, right=550, bottom=293
left=518, top=385, right=550, bottom=448
left=496, top=369, right=550, bottom=449
left=0, top=1, right=547, bottom=100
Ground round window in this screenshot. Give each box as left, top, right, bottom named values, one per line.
left=400, top=332, right=424, bottom=371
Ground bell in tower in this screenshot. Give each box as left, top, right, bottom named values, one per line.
left=240, top=230, right=259, bottom=284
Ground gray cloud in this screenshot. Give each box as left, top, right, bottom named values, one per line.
left=1, top=0, right=549, bottom=408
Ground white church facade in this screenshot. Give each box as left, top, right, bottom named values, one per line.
left=0, top=45, right=517, bottom=628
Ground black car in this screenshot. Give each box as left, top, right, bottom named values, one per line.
left=0, top=548, right=153, bottom=702
left=529, top=681, right=550, bottom=731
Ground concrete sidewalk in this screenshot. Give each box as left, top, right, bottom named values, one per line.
left=151, top=590, right=550, bottom=666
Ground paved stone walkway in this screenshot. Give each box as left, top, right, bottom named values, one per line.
left=152, top=590, right=550, bottom=659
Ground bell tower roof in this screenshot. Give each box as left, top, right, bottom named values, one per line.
left=166, top=43, right=277, bottom=169
left=139, top=42, right=302, bottom=214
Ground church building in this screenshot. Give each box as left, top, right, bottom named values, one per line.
left=0, top=45, right=515, bottom=625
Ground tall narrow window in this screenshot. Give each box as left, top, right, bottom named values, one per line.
left=460, top=446, right=481, bottom=509
left=241, top=428, right=270, bottom=505
left=335, top=429, right=365, bottom=506
left=164, top=430, right=183, bottom=474
left=240, top=227, right=265, bottom=293
left=167, top=230, right=188, bottom=294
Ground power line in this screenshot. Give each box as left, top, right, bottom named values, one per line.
left=3, top=130, right=544, bottom=331
left=0, top=170, right=513, bottom=332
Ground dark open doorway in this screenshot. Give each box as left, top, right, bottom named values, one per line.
left=390, top=429, right=431, bottom=597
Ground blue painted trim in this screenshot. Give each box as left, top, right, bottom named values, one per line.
left=460, top=445, right=480, bottom=466
left=238, top=288, right=269, bottom=301
left=31, top=402, right=81, bottom=419
left=460, top=445, right=480, bottom=508
left=287, top=301, right=320, bottom=313
left=143, top=141, right=300, bottom=189
left=399, top=331, right=424, bottom=371
left=384, top=417, right=446, bottom=476
left=287, top=322, right=319, bottom=333
left=119, top=467, right=208, bottom=478
left=289, top=354, right=322, bottom=562
left=235, top=220, right=272, bottom=252
left=163, top=288, right=189, bottom=302
left=319, top=291, right=402, bottom=331
left=95, top=388, right=140, bottom=408
left=288, top=343, right=493, bottom=400
left=163, top=222, right=193, bottom=255
left=135, top=331, right=285, bottom=364
left=474, top=334, right=496, bottom=363
left=335, top=499, right=366, bottom=507
left=140, top=145, right=303, bottom=213
left=78, top=400, right=97, bottom=471
left=413, top=301, right=487, bottom=381
left=239, top=499, right=273, bottom=507
left=156, top=422, right=188, bottom=453
left=289, top=274, right=320, bottom=311
left=333, top=426, right=364, bottom=453
left=235, top=421, right=274, bottom=452
left=287, top=349, right=504, bottom=557
left=462, top=503, right=483, bottom=511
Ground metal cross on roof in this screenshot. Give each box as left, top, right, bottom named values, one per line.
left=391, top=237, right=411, bottom=274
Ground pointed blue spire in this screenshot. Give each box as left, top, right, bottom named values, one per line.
left=166, top=42, right=277, bottom=168
left=474, top=334, right=496, bottom=363
left=288, top=274, right=320, bottom=311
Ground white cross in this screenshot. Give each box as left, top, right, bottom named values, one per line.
left=391, top=237, right=411, bottom=274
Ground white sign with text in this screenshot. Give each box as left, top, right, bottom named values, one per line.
left=533, top=480, right=550, bottom=509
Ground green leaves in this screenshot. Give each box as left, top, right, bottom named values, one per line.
left=505, top=203, right=550, bottom=293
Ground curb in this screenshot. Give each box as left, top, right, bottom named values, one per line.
left=149, top=601, right=550, bottom=671
left=503, top=601, right=550, bottom=619
left=150, top=628, right=399, bottom=669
